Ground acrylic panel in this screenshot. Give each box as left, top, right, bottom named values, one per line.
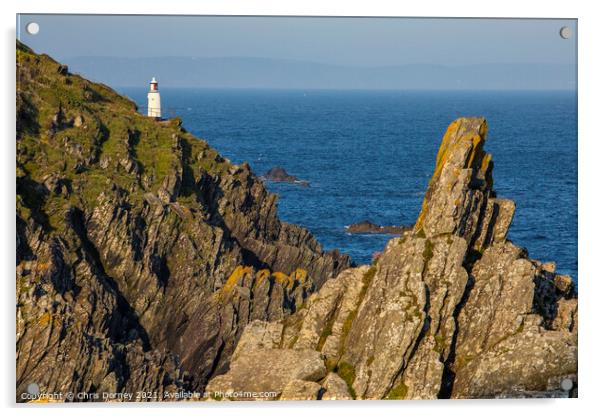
left=16, top=14, right=577, bottom=402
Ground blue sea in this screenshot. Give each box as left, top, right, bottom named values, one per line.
left=122, top=88, right=578, bottom=281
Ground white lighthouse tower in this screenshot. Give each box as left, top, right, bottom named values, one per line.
left=147, top=77, right=161, bottom=118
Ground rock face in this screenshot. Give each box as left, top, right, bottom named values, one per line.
left=346, top=220, right=410, bottom=235
left=207, top=117, right=577, bottom=400
left=206, top=321, right=327, bottom=400
left=263, top=166, right=309, bottom=187
left=16, top=41, right=350, bottom=401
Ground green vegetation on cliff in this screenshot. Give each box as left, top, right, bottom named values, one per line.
left=16, top=41, right=233, bottom=234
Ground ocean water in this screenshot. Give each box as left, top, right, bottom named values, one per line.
left=122, top=88, right=578, bottom=281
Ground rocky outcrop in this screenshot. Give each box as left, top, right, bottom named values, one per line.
left=207, top=117, right=577, bottom=400
left=16, top=41, right=350, bottom=401
left=451, top=246, right=577, bottom=398
left=263, top=166, right=309, bottom=187
left=345, top=220, right=410, bottom=235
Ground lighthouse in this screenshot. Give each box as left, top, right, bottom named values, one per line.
left=147, top=77, right=161, bottom=118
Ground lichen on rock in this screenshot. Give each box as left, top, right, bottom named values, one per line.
left=205, top=117, right=577, bottom=400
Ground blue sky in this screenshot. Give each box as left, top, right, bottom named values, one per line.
left=18, top=15, right=576, bottom=66
left=17, top=15, right=577, bottom=89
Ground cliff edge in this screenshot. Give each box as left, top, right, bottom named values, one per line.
left=16, top=41, right=350, bottom=400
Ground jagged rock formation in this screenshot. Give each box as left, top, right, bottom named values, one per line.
left=16, top=41, right=350, bottom=401
left=206, top=117, right=577, bottom=400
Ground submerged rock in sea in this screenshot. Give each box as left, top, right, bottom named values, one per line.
left=207, top=117, right=577, bottom=400
left=263, top=166, right=310, bottom=187
left=346, top=220, right=411, bottom=235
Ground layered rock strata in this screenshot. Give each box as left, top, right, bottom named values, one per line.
left=16, top=41, right=350, bottom=401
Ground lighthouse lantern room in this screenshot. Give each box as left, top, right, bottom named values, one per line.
left=147, top=77, right=161, bottom=118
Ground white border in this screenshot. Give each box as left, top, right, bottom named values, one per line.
left=3, top=1, right=601, bottom=415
